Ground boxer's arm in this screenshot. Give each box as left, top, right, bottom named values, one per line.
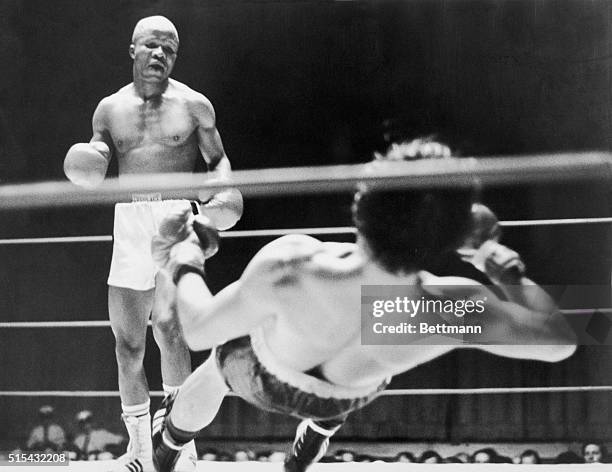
left=420, top=273, right=576, bottom=362
left=64, top=99, right=112, bottom=188
left=477, top=240, right=556, bottom=312
left=175, top=237, right=317, bottom=350
left=192, top=95, right=243, bottom=230
left=176, top=275, right=274, bottom=351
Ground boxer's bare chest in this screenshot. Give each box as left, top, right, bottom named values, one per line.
left=108, top=96, right=199, bottom=173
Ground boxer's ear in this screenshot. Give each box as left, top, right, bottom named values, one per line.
left=129, top=44, right=135, bottom=59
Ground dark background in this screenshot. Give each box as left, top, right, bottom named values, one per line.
left=0, top=0, right=611, bottom=445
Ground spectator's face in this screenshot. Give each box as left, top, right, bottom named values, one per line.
left=340, top=452, right=355, bottom=462
left=201, top=453, right=217, bottom=461
left=521, top=454, right=538, bottom=464
left=268, top=452, right=286, bottom=463
left=423, top=455, right=441, bottom=464
left=473, top=452, right=491, bottom=463
left=234, top=451, right=249, bottom=462
left=584, top=444, right=603, bottom=463
left=397, top=454, right=413, bottom=463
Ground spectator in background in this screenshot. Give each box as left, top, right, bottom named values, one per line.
left=555, top=450, right=584, bottom=464
left=199, top=448, right=219, bottom=461
left=72, top=410, right=124, bottom=460
left=472, top=447, right=498, bottom=463
left=334, top=449, right=355, bottom=462
left=26, top=405, right=66, bottom=452
left=394, top=451, right=415, bottom=462
left=233, top=449, right=253, bottom=462
left=519, top=449, right=541, bottom=464
left=268, top=451, right=287, bottom=463
left=583, top=442, right=607, bottom=464
left=419, top=450, right=443, bottom=464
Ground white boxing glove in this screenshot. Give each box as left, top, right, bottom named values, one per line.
left=64, top=142, right=110, bottom=188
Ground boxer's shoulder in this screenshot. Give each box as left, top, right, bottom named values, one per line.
left=94, top=86, right=136, bottom=118
left=249, top=235, right=323, bottom=266
left=167, top=80, right=212, bottom=107
left=240, top=235, right=323, bottom=284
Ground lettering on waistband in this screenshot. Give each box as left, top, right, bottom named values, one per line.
left=131, top=193, right=162, bottom=202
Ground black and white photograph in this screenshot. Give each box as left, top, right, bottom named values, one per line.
left=0, top=0, right=611, bottom=470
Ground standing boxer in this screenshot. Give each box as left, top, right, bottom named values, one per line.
left=64, top=16, right=242, bottom=472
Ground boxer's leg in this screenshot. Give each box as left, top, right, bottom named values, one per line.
left=150, top=271, right=196, bottom=472
left=284, top=416, right=346, bottom=472
left=109, top=285, right=155, bottom=471
left=151, top=271, right=192, bottom=391
left=152, top=355, right=229, bottom=472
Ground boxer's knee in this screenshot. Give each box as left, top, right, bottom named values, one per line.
left=151, top=310, right=183, bottom=347
left=114, top=332, right=146, bottom=366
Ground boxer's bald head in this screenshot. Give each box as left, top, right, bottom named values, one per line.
left=129, top=16, right=180, bottom=86
left=132, top=16, right=179, bottom=45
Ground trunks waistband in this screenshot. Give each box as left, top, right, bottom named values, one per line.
left=131, top=193, right=163, bottom=202
left=248, top=326, right=389, bottom=400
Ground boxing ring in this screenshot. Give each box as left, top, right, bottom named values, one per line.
left=1, top=153, right=612, bottom=470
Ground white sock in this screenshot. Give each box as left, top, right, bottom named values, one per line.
left=122, top=400, right=150, bottom=417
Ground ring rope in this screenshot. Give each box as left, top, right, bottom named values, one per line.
left=0, top=308, right=608, bottom=329
left=1, top=386, right=611, bottom=398
left=0, top=235, right=113, bottom=244
left=0, top=227, right=358, bottom=245
left=499, top=217, right=612, bottom=227
left=2, top=216, right=612, bottom=245
left=0, top=153, right=610, bottom=209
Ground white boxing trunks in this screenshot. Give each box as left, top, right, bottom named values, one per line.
left=107, top=195, right=199, bottom=290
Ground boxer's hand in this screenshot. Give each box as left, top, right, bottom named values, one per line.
left=192, top=214, right=220, bottom=259
left=151, top=202, right=194, bottom=268
left=64, top=142, right=110, bottom=188
left=165, top=233, right=207, bottom=284
left=477, top=240, right=525, bottom=284
left=152, top=207, right=219, bottom=284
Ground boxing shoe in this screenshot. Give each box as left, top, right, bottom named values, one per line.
left=284, top=420, right=337, bottom=472
left=151, top=393, right=180, bottom=472
left=152, top=392, right=198, bottom=472
left=111, top=414, right=154, bottom=472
